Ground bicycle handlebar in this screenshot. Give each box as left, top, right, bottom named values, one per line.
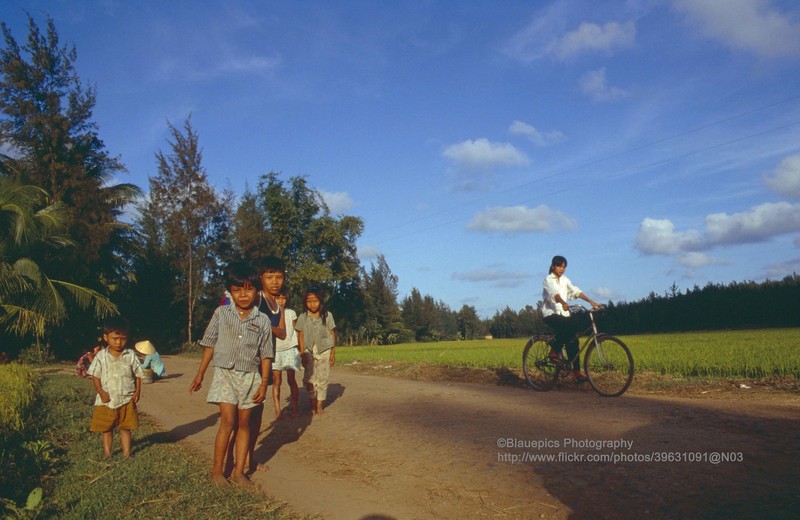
left=570, top=304, right=606, bottom=313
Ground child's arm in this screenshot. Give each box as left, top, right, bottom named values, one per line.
left=133, top=377, right=142, bottom=403
left=92, top=376, right=110, bottom=403
left=273, top=309, right=287, bottom=341
left=189, top=347, right=214, bottom=393
left=253, top=357, right=272, bottom=403
left=329, top=329, right=336, bottom=367
left=297, top=330, right=307, bottom=366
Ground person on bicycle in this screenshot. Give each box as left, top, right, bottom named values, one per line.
left=542, top=255, right=601, bottom=383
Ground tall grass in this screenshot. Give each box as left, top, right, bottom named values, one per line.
left=0, top=363, right=42, bottom=511
left=0, top=363, right=38, bottom=434
left=5, top=373, right=296, bottom=519
left=336, top=328, right=800, bottom=379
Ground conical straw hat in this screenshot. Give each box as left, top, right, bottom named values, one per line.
left=134, top=340, right=156, bottom=355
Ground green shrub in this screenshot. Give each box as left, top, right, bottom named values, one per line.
left=0, top=363, right=38, bottom=435
left=0, top=363, right=42, bottom=511
left=17, top=342, right=54, bottom=365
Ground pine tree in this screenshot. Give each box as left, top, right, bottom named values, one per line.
left=141, top=117, right=233, bottom=344
left=0, top=15, right=140, bottom=286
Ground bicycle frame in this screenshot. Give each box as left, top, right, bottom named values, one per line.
left=523, top=305, right=634, bottom=396
left=552, top=307, right=603, bottom=370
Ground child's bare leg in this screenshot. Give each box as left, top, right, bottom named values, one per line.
left=224, top=425, right=236, bottom=478
left=212, top=404, right=236, bottom=484
left=306, top=382, right=317, bottom=415
left=287, top=371, right=299, bottom=417
left=246, top=404, right=263, bottom=475
left=232, top=407, right=254, bottom=487
left=119, top=429, right=132, bottom=459
left=271, top=370, right=283, bottom=418
left=101, top=431, right=113, bottom=459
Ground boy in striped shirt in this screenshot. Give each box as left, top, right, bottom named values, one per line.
left=189, top=262, right=274, bottom=487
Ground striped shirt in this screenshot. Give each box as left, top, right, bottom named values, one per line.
left=199, top=305, right=274, bottom=372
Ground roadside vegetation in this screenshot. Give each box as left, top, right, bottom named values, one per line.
left=0, top=368, right=299, bottom=519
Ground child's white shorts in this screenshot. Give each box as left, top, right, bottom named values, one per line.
left=207, top=367, right=263, bottom=408
left=273, top=346, right=301, bottom=371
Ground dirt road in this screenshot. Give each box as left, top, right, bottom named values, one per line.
left=137, top=356, right=799, bottom=519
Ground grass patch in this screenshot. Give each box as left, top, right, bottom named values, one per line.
left=336, top=328, right=800, bottom=393
left=16, top=373, right=300, bottom=519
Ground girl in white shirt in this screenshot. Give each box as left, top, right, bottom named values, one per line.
left=541, top=255, right=600, bottom=382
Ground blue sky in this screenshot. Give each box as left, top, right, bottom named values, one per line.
left=3, top=0, right=800, bottom=318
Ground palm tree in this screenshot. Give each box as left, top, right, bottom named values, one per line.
left=0, top=164, right=117, bottom=342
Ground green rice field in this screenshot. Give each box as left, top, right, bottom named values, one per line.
left=336, top=328, right=800, bottom=379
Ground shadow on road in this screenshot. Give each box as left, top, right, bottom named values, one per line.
left=249, top=383, right=346, bottom=469
left=137, top=411, right=219, bottom=448
left=509, top=395, right=798, bottom=518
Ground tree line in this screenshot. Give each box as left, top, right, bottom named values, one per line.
left=483, top=276, right=800, bottom=339
left=1, top=16, right=797, bottom=360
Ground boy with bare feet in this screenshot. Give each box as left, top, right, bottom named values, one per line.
left=189, top=262, right=273, bottom=487
left=88, top=316, right=143, bottom=460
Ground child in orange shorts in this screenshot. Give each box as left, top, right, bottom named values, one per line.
left=88, top=316, right=143, bottom=459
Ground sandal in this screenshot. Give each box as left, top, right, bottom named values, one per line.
left=572, top=371, right=589, bottom=383
left=548, top=350, right=561, bottom=363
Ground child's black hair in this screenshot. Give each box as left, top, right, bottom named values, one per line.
left=225, top=261, right=260, bottom=290
left=549, top=255, right=568, bottom=274
left=258, top=255, right=286, bottom=275
left=302, top=285, right=328, bottom=325
left=103, top=316, right=130, bottom=335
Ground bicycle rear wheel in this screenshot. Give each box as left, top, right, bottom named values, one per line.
left=584, top=336, right=634, bottom=397
left=523, top=335, right=560, bottom=391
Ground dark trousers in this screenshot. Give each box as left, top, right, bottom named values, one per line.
left=544, top=314, right=586, bottom=371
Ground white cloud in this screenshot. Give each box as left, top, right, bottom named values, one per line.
left=636, top=202, right=800, bottom=255
left=635, top=218, right=704, bottom=254
left=677, top=252, right=726, bottom=268
left=357, top=245, right=380, bottom=261
left=764, top=154, right=800, bottom=198
left=467, top=205, right=577, bottom=233
left=592, top=286, right=620, bottom=301
left=319, top=190, right=354, bottom=214
left=579, top=68, right=629, bottom=102
left=705, top=202, right=800, bottom=244
left=764, top=256, right=800, bottom=277
left=545, top=21, right=636, bottom=60
left=508, top=120, right=566, bottom=146
left=500, top=2, right=570, bottom=63
left=442, top=138, right=530, bottom=171
left=452, top=268, right=529, bottom=288
left=673, top=0, right=800, bottom=57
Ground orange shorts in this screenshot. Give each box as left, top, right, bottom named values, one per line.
left=89, top=400, right=139, bottom=432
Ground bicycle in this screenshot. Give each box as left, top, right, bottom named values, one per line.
left=522, top=305, right=634, bottom=397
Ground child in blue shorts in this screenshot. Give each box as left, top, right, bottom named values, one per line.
left=189, top=262, right=274, bottom=487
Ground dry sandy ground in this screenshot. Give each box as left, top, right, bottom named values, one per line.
left=137, top=355, right=799, bottom=520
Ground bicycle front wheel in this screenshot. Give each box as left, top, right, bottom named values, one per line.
left=584, top=336, right=634, bottom=397
left=523, top=335, right=560, bottom=391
